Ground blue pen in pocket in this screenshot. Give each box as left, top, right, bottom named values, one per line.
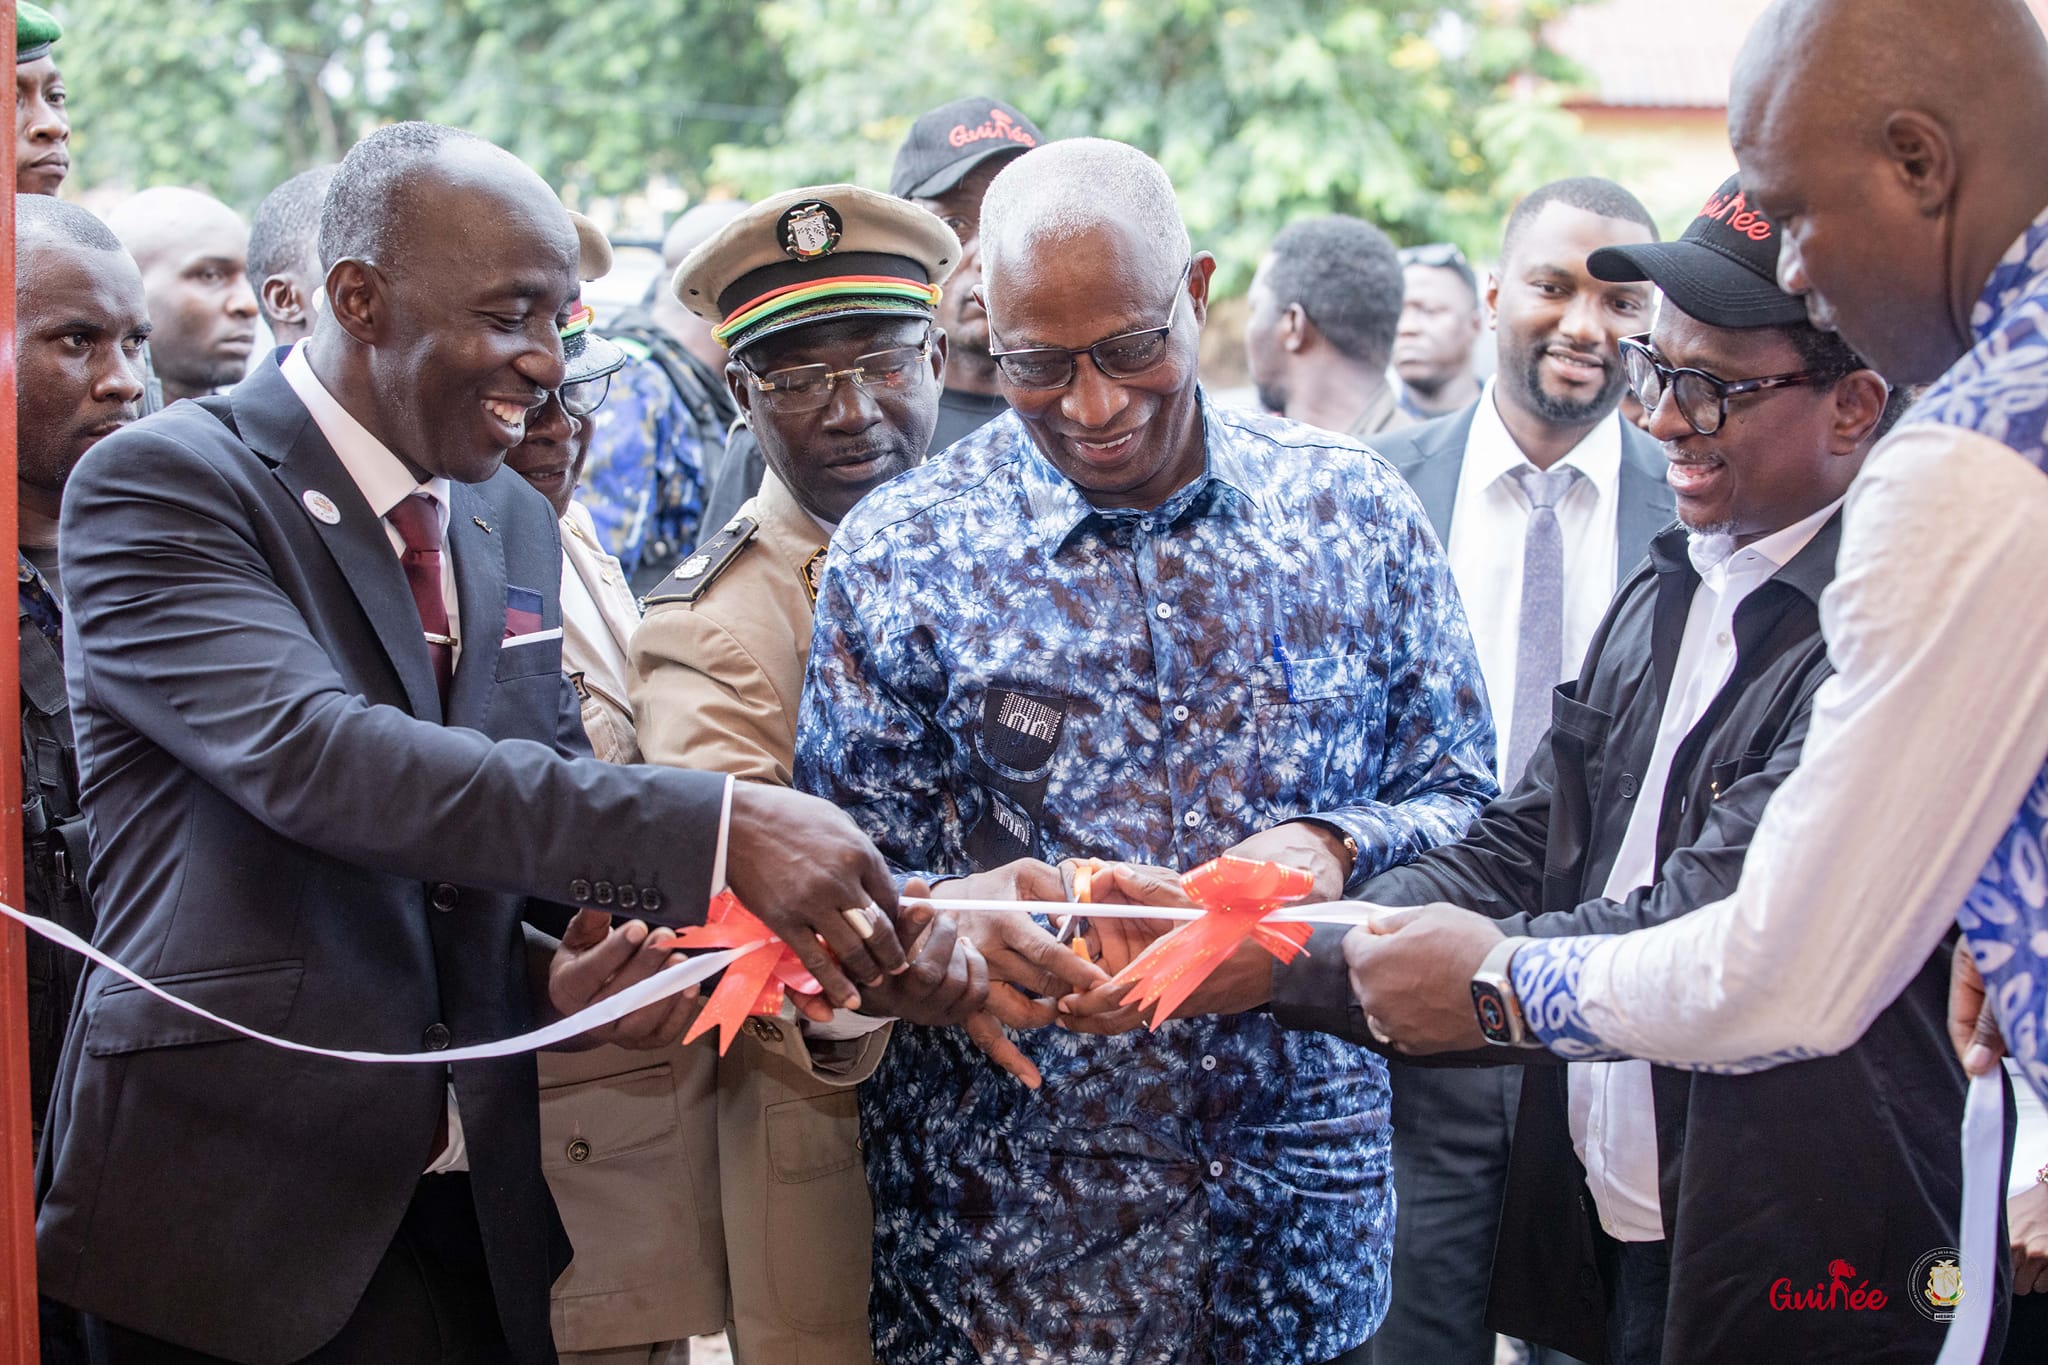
left=1271, top=632, right=1298, bottom=702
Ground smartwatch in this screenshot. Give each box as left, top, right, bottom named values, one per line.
left=1470, top=936, right=1541, bottom=1048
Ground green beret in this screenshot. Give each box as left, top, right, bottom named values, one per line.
left=18, top=2, right=61, bottom=63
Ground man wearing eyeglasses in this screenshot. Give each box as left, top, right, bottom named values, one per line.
left=793, top=137, right=1495, bottom=1365
left=1274, top=176, right=1970, bottom=1365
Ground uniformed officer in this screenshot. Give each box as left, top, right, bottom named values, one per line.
left=627, top=186, right=960, bottom=1363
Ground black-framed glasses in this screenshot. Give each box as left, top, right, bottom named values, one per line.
left=988, top=261, right=1192, bottom=390
left=557, top=373, right=612, bottom=419
left=1619, top=334, right=1830, bottom=437
left=741, top=333, right=934, bottom=414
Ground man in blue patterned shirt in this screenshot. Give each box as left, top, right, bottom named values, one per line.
left=794, top=138, right=1496, bottom=1365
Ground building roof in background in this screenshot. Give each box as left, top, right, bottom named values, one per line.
left=1548, top=0, right=1773, bottom=110
left=1551, top=0, right=2048, bottom=111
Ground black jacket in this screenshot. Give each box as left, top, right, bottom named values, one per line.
left=37, top=358, right=728, bottom=1364
left=1274, top=513, right=1994, bottom=1364
left=1368, top=401, right=1674, bottom=581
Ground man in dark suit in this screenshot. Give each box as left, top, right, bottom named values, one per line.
left=1278, top=177, right=1988, bottom=1365
left=1359, top=177, right=1671, bottom=1365
left=36, top=122, right=911, bottom=1365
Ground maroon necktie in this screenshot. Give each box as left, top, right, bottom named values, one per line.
left=386, top=492, right=453, bottom=706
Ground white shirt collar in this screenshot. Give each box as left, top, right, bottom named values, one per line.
left=280, top=341, right=452, bottom=531
left=1686, top=494, right=1844, bottom=585
left=1465, top=376, right=1624, bottom=499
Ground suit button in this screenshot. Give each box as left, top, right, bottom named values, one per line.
left=617, top=885, right=639, bottom=910
left=430, top=882, right=459, bottom=912
left=569, top=878, right=593, bottom=902
left=594, top=881, right=616, bottom=906
left=423, top=1023, right=451, bottom=1050
left=747, top=1018, right=783, bottom=1044
left=640, top=887, right=663, bottom=913
left=1617, top=773, right=1639, bottom=799
left=566, top=1138, right=592, bottom=1163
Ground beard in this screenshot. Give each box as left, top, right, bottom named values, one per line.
left=1503, top=335, right=1626, bottom=426
left=1254, top=378, right=1287, bottom=415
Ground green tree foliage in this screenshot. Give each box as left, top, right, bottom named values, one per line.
left=712, top=0, right=1595, bottom=282
left=53, top=0, right=791, bottom=207
left=53, top=0, right=1590, bottom=279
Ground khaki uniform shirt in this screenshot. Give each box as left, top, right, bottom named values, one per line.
left=632, top=467, right=887, bottom=1364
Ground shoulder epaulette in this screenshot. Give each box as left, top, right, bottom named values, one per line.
left=643, top=515, right=759, bottom=605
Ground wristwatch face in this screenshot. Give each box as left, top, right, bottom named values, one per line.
left=1471, top=979, right=1518, bottom=1045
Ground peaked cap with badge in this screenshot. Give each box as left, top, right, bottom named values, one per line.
left=18, top=1, right=60, bottom=62
left=671, top=184, right=961, bottom=354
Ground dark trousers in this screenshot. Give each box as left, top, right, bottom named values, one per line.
left=1366, top=1065, right=1511, bottom=1365
left=80, top=1175, right=509, bottom=1365
left=1595, top=1238, right=1671, bottom=1365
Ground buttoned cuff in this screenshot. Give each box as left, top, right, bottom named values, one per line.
left=1298, top=807, right=1394, bottom=894
left=1510, top=934, right=1628, bottom=1060
left=1269, top=925, right=1370, bottom=1043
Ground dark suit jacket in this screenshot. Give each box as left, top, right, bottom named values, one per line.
left=1367, top=401, right=1673, bottom=581
left=36, top=357, right=729, bottom=1365
left=1274, top=515, right=1996, bottom=1364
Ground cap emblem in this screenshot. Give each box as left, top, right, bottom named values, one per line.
left=778, top=201, right=844, bottom=261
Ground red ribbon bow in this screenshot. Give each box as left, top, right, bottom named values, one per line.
left=670, top=891, right=822, bottom=1054
left=1106, top=855, right=1317, bottom=1027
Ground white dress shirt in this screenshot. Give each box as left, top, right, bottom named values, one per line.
left=1570, top=498, right=1840, bottom=1242
left=1560, top=423, right=2048, bottom=1065
left=1446, top=381, right=1624, bottom=783
left=280, top=343, right=460, bottom=646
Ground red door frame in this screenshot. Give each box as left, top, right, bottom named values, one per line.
left=1, top=1, right=42, bottom=1358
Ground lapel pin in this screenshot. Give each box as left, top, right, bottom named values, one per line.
left=472, top=516, right=493, bottom=534
left=302, top=490, right=341, bottom=525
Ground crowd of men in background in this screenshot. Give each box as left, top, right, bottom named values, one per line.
left=13, top=0, right=2048, bottom=1363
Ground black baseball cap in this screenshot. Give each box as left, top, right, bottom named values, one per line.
left=1587, top=174, right=1807, bottom=328
left=890, top=97, right=1045, bottom=200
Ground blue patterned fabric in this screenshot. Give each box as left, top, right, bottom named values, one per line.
left=573, top=350, right=708, bottom=575
left=1513, top=207, right=2048, bottom=1102
left=19, top=554, right=61, bottom=644
left=795, top=395, right=1497, bottom=1365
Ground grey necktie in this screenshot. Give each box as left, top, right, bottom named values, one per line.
left=1506, top=464, right=1580, bottom=786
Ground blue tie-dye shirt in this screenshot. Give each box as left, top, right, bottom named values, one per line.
left=795, top=394, right=1496, bottom=1365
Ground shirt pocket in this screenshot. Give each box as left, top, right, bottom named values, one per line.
left=1543, top=684, right=1613, bottom=898
left=1252, top=650, right=1388, bottom=804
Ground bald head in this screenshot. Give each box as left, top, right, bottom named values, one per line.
left=663, top=200, right=750, bottom=271
left=107, top=187, right=247, bottom=277
left=319, top=121, right=575, bottom=279
left=651, top=199, right=752, bottom=366
left=981, top=138, right=1190, bottom=288
left=1728, top=0, right=2048, bottom=382
left=107, top=186, right=257, bottom=402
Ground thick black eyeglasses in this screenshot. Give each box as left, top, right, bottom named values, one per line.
left=741, top=332, right=935, bottom=414
left=988, top=261, right=1192, bottom=390
left=1619, top=333, right=1829, bottom=437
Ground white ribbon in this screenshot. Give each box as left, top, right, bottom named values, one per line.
left=0, top=895, right=1389, bottom=1066
left=1933, top=1068, right=2004, bottom=1365
left=0, top=899, right=755, bottom=1063
left=909, top=896, right=1387, bottom=926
